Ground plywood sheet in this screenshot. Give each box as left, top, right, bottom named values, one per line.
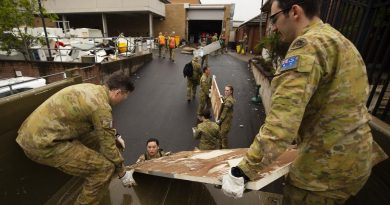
left=127, top=148, right=297, bottom=190
left=193, top=41, right=221, bottom=57
left=211, top=75, right=223, bottom=121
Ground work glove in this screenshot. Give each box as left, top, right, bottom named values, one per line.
left=222, top=167, right=248, bottom=199
left=115, top=134, right=125, bottom=150
left=216, top=120, right=221, bottom=125
left=120, top=170, right=137, bottom=187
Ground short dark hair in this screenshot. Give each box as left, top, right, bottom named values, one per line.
left=203, top=66, right=209, bottom=73
left=146, top=138, right=159, bottom=146
left=273, top=0, right=320, bottom=19
left=200, top=110, right=211, bottom=119
left=106, top=72, right=135, bottom=92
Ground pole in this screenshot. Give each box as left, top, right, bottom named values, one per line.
left=259, top=0, right=264, bottom=43
left=37, top=0, right=52, bottom=60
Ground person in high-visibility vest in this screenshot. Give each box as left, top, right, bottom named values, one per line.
left=157, top=32, right=166, bottom=58
left=168, top=31, right=177, bottom=62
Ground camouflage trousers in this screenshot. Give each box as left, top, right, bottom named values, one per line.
left=282, top=181, right=367, bottom=205
left=220, top=120, right=231, bottom=149
left=169, top=48, right=175, bottom=61
left=24, top=139, right=115, bottom=205
left=197, top=94, right=211, bottom=115
left=201, top=55, right=208, bottom=68
left=187, top=79, right=199, bottom=99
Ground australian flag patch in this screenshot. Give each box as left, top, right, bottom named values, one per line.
left=280, top=56, right=299, bottom=72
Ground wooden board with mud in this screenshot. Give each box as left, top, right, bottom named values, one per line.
left=211, top=75, right=223, bottom=121
left=126, top=148, right=297, bottom=190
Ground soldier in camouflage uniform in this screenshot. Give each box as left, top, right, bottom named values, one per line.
left=197, top=66, right=212, bottom=117
left=222, top=0, right=388, bottom=203
left=16, top=73, right=136, bottom=205
left=193, top=110, right=221, bottom=150
left=218, top=85, right=235, bottom=149
left=136, top=138, right=170, bottom=163
left=187, top=56, right=202, bottom=102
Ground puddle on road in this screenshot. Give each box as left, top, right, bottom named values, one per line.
left=99, top=173, right=283, bottom=205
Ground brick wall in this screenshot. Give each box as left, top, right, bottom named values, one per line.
left=154, top=4, right=186, bottom=38
left=0, top=54, right=152, bottom=84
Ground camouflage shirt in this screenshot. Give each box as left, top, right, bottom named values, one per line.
left=191, top=58, right=202, bottom=83
left=193, top=119, right=221, bottom=150
left=199, top=73, right=212, bottom=98
left=238, top=19, right=386, bottom=192
left=220, top=95, right=235, bottom=123
left=16, top=84, right=124, bottom=168
left=136, top=149, right=166, bottom=163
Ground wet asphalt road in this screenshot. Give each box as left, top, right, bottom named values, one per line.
left=113, top=49, right=265, bottom=165
left=98, top=49, right=277, bottom=205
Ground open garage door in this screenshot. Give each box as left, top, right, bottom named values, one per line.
left=188, top=20, right=222, bottom=45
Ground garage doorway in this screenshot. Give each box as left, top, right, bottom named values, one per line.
left=188, top=20, right=222, bottom=45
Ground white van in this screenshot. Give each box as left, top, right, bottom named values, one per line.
left=0, top=77, right=46, bottom=98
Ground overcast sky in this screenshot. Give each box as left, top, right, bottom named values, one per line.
left=200, top=0, right=263, bottom=22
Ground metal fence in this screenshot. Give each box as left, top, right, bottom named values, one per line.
left=320, top=0, right=390, bottom=121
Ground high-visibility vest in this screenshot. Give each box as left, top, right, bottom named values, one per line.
left=159, top=35, right=165, bottom=45
left=169, top=37, right=176, bottom=49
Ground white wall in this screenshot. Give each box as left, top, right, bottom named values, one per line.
left=43, top=0, right=165, bottom=16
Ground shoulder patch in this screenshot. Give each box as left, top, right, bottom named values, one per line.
left=280, top=56, right=299, bottom=72
left=290, top=39, right=307, bottom=50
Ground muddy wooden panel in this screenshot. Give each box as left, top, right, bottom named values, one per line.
left=127, top=148, right=297, bottom=190
left=193, top=41, right=221, bottom=56
left=211, top=75, right=223, bottom=121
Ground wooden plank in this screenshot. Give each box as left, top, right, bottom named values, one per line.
left=210, top=75, right=223, bottom=121
left=193, top=41, right=221, bottom=57
left=127, top=148, right=297, bottom=191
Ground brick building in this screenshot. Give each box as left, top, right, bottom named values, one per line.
left=41, top=0, right=234, bottom=44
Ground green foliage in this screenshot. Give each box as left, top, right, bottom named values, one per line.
left=0, top=0, right=57, bottom=59
left=254, top=33, right=289, bottom=74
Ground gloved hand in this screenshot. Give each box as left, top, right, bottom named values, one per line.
left=116, top=134, right=125, bottom=150
left=222, top=167, right=248, bottom=198
left=216, top=120, right=221, bottom=125
left=119, top=170, right=137, bottom=187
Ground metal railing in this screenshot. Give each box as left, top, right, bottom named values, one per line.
left=320, top=0, right=390, bottom=121
left=23, top=35, right=157, bottom=63
left=0, top=64, right=102, bottom=98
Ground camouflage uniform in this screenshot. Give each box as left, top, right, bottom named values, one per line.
left=239, top=34, right=248, bottom=55
left=136, top=149, right=166, bottom=163
left=187, top=57, right=202, bottom=100
left=219, top=95, right=235, bottom=148
left=211, top=34, right=219, bottom=55
left=193, top=119, right=221, bottom=150
left=237, top=19, right=388, bottom=203
left=197, top=73, right=212, bottom=115
left=16, top=84, right=124, bottom=205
